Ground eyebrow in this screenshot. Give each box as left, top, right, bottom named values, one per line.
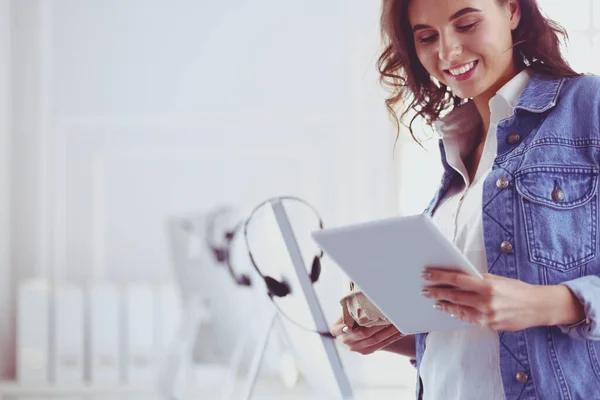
left=412, top=7, right=482, bottom=33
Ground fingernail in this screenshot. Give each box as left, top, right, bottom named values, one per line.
left=433, top=303, right=442, bottom=310
left=450, top=314, right=457, bottom=319
left=341, top=326, right=349, bottom=334
left=420, top=289, right=431, bottom=298
left=421, top=271, right=432, bottom=280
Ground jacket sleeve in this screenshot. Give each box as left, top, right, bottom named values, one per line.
left=558, top=276, right=600, bottom=340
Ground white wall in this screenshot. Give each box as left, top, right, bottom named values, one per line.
left=0, top=0, right=12, bottom=381
left=11, top=0, right=45, bottom=282
left=7, top=0, right=412, bottom=388
left=10, top=1, right=49, bottom=382
left=45, top=0, right=396, bottom=281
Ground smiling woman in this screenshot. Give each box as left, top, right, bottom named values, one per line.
left=330, top=0, right=600, bottom=399
left=377, top=0, right=579, bottom=143
left=411, top=3, right=519, bottom=100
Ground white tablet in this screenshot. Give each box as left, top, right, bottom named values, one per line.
left=311, top=214, right=483, bottom=335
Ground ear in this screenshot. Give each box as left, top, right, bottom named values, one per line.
left=508, top=0, right=521, bottom=31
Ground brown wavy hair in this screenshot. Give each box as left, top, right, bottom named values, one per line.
left=378, top=0, right=581, bottom=143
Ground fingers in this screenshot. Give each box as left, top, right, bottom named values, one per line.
left=421, top=286, right=480, bottom=308
left=341, top=324, right=400, bottom=352
left=329, top=314, right=348, bottom=337
left=331, top=315, right=388, bottom=338
left=423, top=268, right=484, bottom=292
left=435, top=301, right=488, bottom=327
left=330, top=322, right=349, bottom=338
left=339, top=323, right=390, bottom=344
left=353, top=331, right=404, bottom=355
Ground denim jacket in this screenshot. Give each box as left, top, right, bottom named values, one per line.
left=416, top=72, right=600, bottom=400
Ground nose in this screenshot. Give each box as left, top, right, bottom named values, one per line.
left=439, top=34, right=463, bottom=62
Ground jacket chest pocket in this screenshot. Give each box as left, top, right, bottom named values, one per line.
left=515, top=166, right=599, bottom=271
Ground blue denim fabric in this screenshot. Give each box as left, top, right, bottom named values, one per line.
left=415, top=72, right=600, bottom=399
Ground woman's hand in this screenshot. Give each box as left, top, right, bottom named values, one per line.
left=330, top=317, right=404, bottom=355
left=421, top=268, right=586, bottom=331
left=421, top=269, right=570, bottom=331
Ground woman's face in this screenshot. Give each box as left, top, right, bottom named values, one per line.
left=408, top=0, right=521, bottom=100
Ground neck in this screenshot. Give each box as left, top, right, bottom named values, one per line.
left=473, top=95, right=492, bottom=136
left=473, top=64, right=521, bottom=135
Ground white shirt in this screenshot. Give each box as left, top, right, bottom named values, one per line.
left=420, top=69, right=532, bottom=400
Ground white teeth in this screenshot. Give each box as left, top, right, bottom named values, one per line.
left=449, top=61, right=476, bottom=76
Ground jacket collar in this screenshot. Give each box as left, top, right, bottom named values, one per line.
left=514, top=72, right=567, bottom=114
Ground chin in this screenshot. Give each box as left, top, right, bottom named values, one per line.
left=437, top=77, right=474, bottom=99
left=449, top=87, right=475, bottom=100
left=449, top=83, right=486, bottom=101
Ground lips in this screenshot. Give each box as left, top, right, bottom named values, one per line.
left=444, top=60, right=479, bottom=82
left=445, top=60, right=478, bottom=76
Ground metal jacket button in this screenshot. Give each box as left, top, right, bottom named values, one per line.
left=496, top=178, right=509, bottom=189
left=516, top=371, right=529, bottom=384
left=501, top=241, right=513, bottom=254
left=507, top=133, right=521, bottom=145
left=552, top=188, right=565, bottom=202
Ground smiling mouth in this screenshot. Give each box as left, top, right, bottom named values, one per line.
left=445, top=60, right=478, bottom=77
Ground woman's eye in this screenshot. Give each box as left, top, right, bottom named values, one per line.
left=419, top=34, right=438, bottom=43
left=457, top=22, right=478, bottom=32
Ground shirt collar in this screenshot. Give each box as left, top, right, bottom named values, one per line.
left=496, top=68, right=532, bottom=110
left=433, top=69, right=532, bottom=185
left=434, top=68, right=533, bottom=139
left=490, top=68, right=532, bottom=124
